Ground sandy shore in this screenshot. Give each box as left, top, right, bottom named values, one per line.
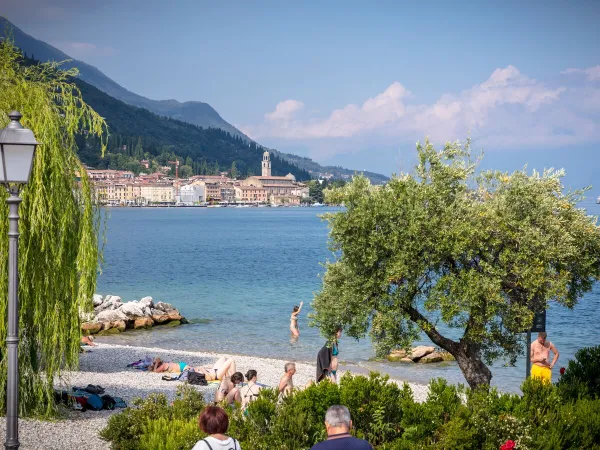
left=0, top=343, right=429, bottom=450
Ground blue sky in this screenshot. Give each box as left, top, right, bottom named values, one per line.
left=3, top=0, right=600, bottom=189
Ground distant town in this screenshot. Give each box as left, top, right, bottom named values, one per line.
left=85, top=150, right=330, bottom=207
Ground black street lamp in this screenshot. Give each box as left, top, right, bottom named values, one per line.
left=0, top=111, right=39, bottom=450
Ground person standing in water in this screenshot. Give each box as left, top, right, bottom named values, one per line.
left=290, top=301, right=304, bottom=336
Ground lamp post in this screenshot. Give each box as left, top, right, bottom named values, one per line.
left=0, top=111, right=39, bottom=450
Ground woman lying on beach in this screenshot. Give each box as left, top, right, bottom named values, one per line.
left=192, top=356, right=237, bottom=381
left=149, top=358, right=189, bottom=373
left=289, top=301, right=303, bottom=337
left=215, top=371, right=244, bottom=405
left=239, top=370, right=262, bottom=410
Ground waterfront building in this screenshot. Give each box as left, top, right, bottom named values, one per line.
left=262, top=150, right=272, bottom=177
left=180, top=183, right=206, bottom=204
left=139, top=183, right=175, bottom=204
left=234, top=185, right=268, bottom=202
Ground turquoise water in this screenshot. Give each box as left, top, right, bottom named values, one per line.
left=97, top=202, right=600, bottom=392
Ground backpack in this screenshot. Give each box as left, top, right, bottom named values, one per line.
left=188, top=371, right=207, bottom=386
left=101, top=394, right=116, bottom=410
left=85, top=393, right=104, bottom=411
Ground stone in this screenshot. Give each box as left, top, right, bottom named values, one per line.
left=155, top=301, right=175, bottom=312
left=111, top=320, right=127, bottom=332
left=134, top=317, right=154, bottom=329
left=81, top=322, right=102, bottom=335
left=410, top=346, right=435, bottom=361
left=92, top=294, right=104, bottom=307
left=143, top=307, right=152, bottom=317
left=420, top=352, right=444, bottom=363
left=152, top=314, right=170, bottom=324
left=163, top=320, right=181, bottom=327
left=94, top=296, right=122, bottom=314
left=150, top=308, right=166, bottom=316
left=96, top=309, right=128, bottom=323
left=97, top=327, right=121, bottom=336
left=167, top=311, right=183, bottom=321
left=120, top=301, right=145, bottom=318
left=139, top=296, right=154, bottom=309
left=387, top=349, right=408, bottom=362
left=400, top=357, right=414, bottom=363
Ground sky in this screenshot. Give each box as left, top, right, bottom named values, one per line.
left=2, top=0, right=600, bottom=189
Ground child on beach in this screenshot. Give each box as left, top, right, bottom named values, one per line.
left=290, top=301, right=304, bottom=336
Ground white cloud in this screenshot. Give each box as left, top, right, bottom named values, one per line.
left=265, top=99, right=304, bottom=121
left=240, top=65, right=599, bottom=155
left=561, top=65, right=600, bottom=81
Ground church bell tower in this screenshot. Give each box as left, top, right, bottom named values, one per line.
left=262, top=150, right=272, bottom=177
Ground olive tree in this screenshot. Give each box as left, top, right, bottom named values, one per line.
left=311, top=138, right=600, bottom=388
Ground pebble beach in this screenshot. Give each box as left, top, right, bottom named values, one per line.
left=0, top=343, right=430, bottom=450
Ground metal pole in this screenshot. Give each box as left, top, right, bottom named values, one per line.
left=5, top=187, right=21, bottom=450
left=525, top=330, right=531, bottom=380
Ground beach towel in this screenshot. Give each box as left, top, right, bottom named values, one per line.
left=316, top=344, right=332, bottom=382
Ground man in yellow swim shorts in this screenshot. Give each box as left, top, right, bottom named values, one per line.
left=530, top=332, right=559, bottom=383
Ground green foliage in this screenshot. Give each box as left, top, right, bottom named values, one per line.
left=101, top=372, right=600, bottom=450
left=557, top=346, right=600, bottom=401
left=0, top=38, right=106, bottom=416
left=311, top=138, right=600, bottom=388
left=100, top=385, right=205, bottom=450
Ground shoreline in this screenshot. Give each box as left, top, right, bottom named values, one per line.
left=0, top=342, right=430, bottom=450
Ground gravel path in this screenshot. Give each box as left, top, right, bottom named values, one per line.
left=0, top=343, right=429, bottom=449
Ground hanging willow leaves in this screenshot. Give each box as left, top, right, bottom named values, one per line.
left=0, top=38, right=107, bottom=417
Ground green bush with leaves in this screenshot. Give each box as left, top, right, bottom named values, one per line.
left=101, top=367, right=600, bottom=450
left=557, top=346, right=600, bottom=401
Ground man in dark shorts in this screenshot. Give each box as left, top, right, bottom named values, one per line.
left=310, top=405, right=373, bottom=450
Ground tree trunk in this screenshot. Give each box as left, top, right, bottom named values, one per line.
left=453, top=347, right=492, bottom=389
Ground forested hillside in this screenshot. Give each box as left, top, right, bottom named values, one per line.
left=74, top=78, right=311, bottom=179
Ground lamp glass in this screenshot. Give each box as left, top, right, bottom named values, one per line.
left=1, top=144, right=35, bottom=184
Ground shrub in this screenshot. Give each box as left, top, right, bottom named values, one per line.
left=557, top=345, right=600, bottom=401
left=139, top=417, right=202, bottom=450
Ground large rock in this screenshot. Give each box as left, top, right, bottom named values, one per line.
left=154, top=301, right=175, bottom=312
left=400, top=357, right=414, bottom=363
left=97, top=327, right=121, bottom=336
left=410, top=346, right=435, bottom=361
left=152, top=314, right=170, bottom=324
left=120, top=301, right=145, bottom=318
left=387, top=349, right=408, bottom=362
left=94, top=295, right=122, bottom=314
left=96, top=309, right=128, bottom=323
left=134, top=317, right=154, bottom=329
left=167, top=311, right=183, bottom=321
left=420, top=352, right=444, bottom=363
left=92, top=294, right=104, bottom=307
left=112, top=320, right=127, bottom=332
left=139, top=296, right=154, bottom=309
left=82, top=322, right=102, bottom=335
left=143, top=307, right=152, bottom=317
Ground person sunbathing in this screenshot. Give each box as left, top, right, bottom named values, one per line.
left=192, top=356, right=237, bottom=381
left=149, top=358, right=188, bottom=373
left=215, top=371, right=244, bottom=405
left=81, top=336, right=97, bottom=346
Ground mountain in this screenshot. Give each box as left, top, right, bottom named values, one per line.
left=273, top=150, right=389, bottom=185
left=1, top=16, right=389, bottom=184
left=0, top=16, right=247, bottom=139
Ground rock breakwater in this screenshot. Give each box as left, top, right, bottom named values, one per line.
left=81, top=295, right=187, bottom=335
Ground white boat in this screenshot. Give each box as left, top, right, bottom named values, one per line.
left=597, top=196, right=600, bottom=204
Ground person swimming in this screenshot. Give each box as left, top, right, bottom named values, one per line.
left=290, top=301, right=304, bottom=337
left=192, top=356, right=237, bottom=381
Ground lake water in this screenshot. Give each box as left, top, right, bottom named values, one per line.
left=97, top=201, right=600, bottom=392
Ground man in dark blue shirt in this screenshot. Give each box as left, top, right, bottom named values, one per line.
left=310, top=405, right=373, bottom=450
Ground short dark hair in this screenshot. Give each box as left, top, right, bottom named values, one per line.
left=539, top=332, right=547, bottom=339
left=293, top=305, right=299, bottom=312
left=246, top=369, right=257, bottom=381
left=231, top=372, right=244, bottom=384
left=199, top=406, right=229, bottom=434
